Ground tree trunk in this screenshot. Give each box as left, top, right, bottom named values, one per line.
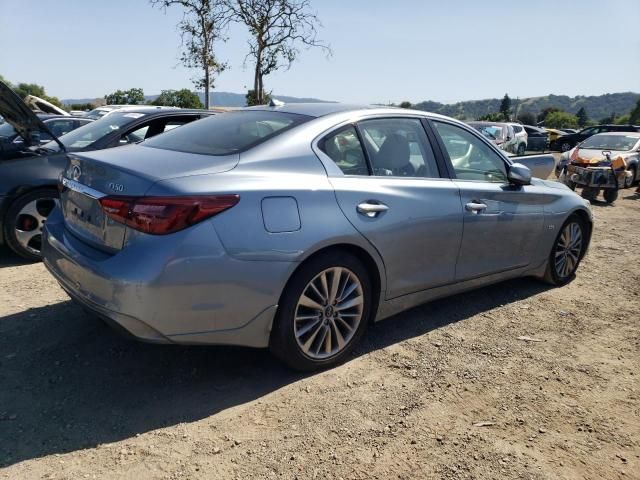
left=204, top=66, right=210, bottom=110
left=254, top=47, right=263, bottom=104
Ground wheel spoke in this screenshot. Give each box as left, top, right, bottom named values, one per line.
left=18, top=200, right=46, bottom=225
left=298, top=294, right=324, bottom=311
left=330, top=318, right=346, bottom=350
left=295, top=317, right=322, bottom=338
left=14, top=228, right=40, bottom=249
left=328, top=267, right=342, bottom=304
left=336, top=295, right=363, bottom=311
left=338, top=278, right=358, bottom=302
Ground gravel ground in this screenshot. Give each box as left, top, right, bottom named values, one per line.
left=0, top=185, right=638, bottom=480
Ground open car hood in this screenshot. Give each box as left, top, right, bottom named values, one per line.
left=0, top=80, right=64, bottom=150
left=24, top=94, right=70, bottom=116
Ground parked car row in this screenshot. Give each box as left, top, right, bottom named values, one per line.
left=1, top=80, right=592, bottom=370
left=549, top=124, right=640, bottom=152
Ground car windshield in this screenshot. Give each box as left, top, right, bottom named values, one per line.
left=143, top=110, right=312, bottom=155
left=580, top=135, right=640, bottom=151
left=42, top=111, right=147, bottom=151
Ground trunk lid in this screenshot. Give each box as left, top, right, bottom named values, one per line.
left=59, top=144, right=239, bottom=251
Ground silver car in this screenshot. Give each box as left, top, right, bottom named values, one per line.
left=42, top=104, right=593, bottom=370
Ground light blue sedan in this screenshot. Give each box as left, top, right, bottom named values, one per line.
left=42, top=103, right=592, bottom=370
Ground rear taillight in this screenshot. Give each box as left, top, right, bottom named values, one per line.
left=99, top=195, right=239, bottom=235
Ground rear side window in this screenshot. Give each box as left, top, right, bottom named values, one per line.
left=512, top=125, right=523, bottom=133
left=144, top=110, right=311, bottom=155
left=320, top=126, right=368, bottom=175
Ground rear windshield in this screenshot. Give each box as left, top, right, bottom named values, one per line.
left=143, top=110, right=312, bottom=155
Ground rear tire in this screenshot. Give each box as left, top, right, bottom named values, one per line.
left=560, top=141, right=572, bottom=152
left=543, top=215, right=587, bottom=286
left=3, top=189, right=59, bottom=261
left=517, top=143, right=526, bottom=155
left=270, top=251, right=373, bottom=371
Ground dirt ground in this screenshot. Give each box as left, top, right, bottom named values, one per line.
left=0, top=184, right=639, bottom=480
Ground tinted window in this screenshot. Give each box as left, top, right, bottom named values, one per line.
left=434, top=121, right=507, bottom=183
left=144, top=111, right=311, bottom=156
left=580, top=134, right=640, bottom=151
left=512, top=125, right=523, bottom=133
left=359, top=118, right=440, bottom=178
left=47, top=119, right=76, bottom=137
left=321, top=126, right=368, bottom=175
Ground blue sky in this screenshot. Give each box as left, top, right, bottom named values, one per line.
left=1, top=0, right=638, bottom=103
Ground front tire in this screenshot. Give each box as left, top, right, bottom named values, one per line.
left=270, top=252, right=373, bottom=371
left=3, top=189, right=59, bottom=261
left=624, top=166, right=636, bottom=188
left=543, top=216, right=586, bottom=286
left=581, top=187, right=598, bottom=202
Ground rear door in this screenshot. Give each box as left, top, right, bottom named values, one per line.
left=321, top=116, right=464, bottom=299
left=431, top=120, right=545, bottom=281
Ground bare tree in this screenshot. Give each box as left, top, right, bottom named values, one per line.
left=229, top=0, right=330, bottom=105
left=151, top=0, right=229, bottom=109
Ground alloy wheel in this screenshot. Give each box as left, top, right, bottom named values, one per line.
left=554, top=222, right=583, bottom=279
left=294, top=267, right=364, bottom=360
left=14, top=197, right=59, bottom=256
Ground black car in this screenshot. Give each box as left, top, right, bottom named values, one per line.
left=0, top=114, right=93, bottom=159
left=0, top=81, right=214, bottom=260
left=522, top=125, right=549, bottom=152
left=550, top=124, right=640, bottom=152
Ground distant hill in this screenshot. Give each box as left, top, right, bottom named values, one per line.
left=412, top=92, right=640, bottom=121
left=62, top=91, right=639, bottom=121
left=62, top=91, right=330, bottom=107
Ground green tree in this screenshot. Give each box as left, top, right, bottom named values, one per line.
left=615, top=113, right=630, bottom=125
left=628, top=98, right=640, bottom=124
left=399, top=101, right=412, bottom=109
left=576, top=107, right=588, bottom=127
left=69, top=102, right=97, bottom=111
left=245, top=88, right=271, bottom=106
left=105, top=88, right=145, bottom=105
left=152, top=89, right=203, bottom=108
left=499, top=93, right=511, bottom=120
left=516, top=111, right=536, bottom=125
left=537, top=107, right=561, bottom=123
left=599, top=112, right=616, bottom=124
left=12, top=82, right=63, bottom=107
left=0, top=74, right=11, bottom=87
left=545, top=111, right=578, bottom=129
left=477, top=112, right=504, bottom=122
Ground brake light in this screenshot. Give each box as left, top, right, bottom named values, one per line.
left=99, top=195, right=239, bottom=235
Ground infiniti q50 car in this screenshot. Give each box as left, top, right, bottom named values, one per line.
left=42, top=103, right=593, bottom=370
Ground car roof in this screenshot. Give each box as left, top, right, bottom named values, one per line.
left=107, top=107, right=212, bottom=116
left=243, top=102, right=378, bottom=118
left=37, top=114, right=79, bottom=121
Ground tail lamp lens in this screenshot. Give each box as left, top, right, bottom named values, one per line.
left=99, top=195, right=239, bottom=235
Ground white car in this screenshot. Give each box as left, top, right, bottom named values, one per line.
left=84, top=105, right=176, bottom=120
left=508, top=123, right=528, bottom=155
left=467, top=121, right=519, bottom=154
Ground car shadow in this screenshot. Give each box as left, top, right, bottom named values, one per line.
left=0, top=248, right=33, bottom=268
left=0, top=277, right=549, bottom=466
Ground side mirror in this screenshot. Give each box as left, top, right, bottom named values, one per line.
left=508, top=163, right=531, bottom=185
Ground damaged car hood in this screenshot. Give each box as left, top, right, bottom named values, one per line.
left=0, top=80, right=64, bottom=150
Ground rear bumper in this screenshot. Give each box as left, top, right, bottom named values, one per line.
left=42, top=207, right=294, bottom=348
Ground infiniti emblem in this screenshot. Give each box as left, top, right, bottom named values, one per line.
left=71, top=165, right=81, bottom=181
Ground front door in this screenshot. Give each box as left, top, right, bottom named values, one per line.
left=431, top=120, right=545, bottom=281
left=319, top=117, right=464, bottom=299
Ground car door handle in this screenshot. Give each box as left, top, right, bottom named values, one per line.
left=465, top=201, right=487, bottom=214
left=357, top=201, right=389, bottom=218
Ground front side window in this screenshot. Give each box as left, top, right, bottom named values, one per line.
left=144, top=110, right=311, bottom=156
left=358, top=118, right=439, bottom=178
left=433, top=121, right=507, bottom=183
